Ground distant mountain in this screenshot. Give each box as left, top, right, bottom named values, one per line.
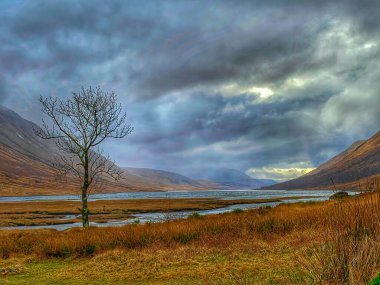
left=0, top=105, right=221, bottom=196
left=123, top=167, right=219, bottom=189
left=183, top=168, right=276, bottom=189
left=264, top=130, right=380, bottom=190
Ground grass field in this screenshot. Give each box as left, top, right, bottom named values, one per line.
left=0, top=192, right=379, bottom=284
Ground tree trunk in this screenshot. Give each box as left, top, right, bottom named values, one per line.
left=81, top=186, right=90, bottom=228
left=81, top=154, right=90, bottom=228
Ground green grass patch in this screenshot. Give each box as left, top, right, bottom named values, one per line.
left=369, top=273, right=380, bottom=285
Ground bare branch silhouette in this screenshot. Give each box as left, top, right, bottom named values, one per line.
left=36, top=86, right=133, bottom=228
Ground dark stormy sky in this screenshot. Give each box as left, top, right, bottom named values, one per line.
left=1, top=0, right=380, bottom=181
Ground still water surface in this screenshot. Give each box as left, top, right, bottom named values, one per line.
left=0, top=189, right=337, bottom=202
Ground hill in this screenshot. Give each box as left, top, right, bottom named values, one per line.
left=123, top=167, right=220, bottom=189
left=264, top=131, right=380, bottom=190
left=183, top=168, right=276, bottom=189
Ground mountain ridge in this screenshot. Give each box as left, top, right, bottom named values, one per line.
left=264, top=130, right=380, bottom=190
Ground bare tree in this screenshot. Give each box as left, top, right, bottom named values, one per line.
left=36, top=86, right=133, bottom=228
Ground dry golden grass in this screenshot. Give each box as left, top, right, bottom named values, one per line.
left=0, top=199, right=329, bottom=259
left=0, top=193, right=379, bottom=284
left=298, top=191, right=380, bottom=284
left=0, top=240, right=307, bottom=284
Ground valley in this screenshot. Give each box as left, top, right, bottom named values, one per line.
left=2, top=2, right=380, bottom=284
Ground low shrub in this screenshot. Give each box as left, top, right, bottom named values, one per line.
left=232, top=208, right=244, bottom=213
left=188, top=212, right=202, bottom=219
left=329, top=191, right=349, bottom=200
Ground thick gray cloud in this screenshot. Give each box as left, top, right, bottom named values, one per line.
left=1, top=0, right=380, bottom=180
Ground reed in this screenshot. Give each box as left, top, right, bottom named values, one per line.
left=299, top=191, right=380, bottom=284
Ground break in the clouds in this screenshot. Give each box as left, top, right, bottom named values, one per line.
left=1, top=0, right=380, bottom=181
left=247, top=163, right=316, bottom=182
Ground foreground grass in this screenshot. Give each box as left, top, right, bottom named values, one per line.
left=0, top=234, right=309, bottom=285
left=0, top=193, right=379, bottom=284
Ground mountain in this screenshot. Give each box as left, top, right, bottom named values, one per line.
left=264, top=130, right=380, bottom=190
left=0, top=106, right=66, bottom=196
left=0, top=106, right=220, bottom=196
left=0, top=105, right=58, bottom=163
left=123, top=167, right=220, bottom=189
left=183, top=168, right=276, bottom=189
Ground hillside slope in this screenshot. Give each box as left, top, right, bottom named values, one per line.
left=265, top=131, right=380, bottom=190
left=0, top=105, right=59, bottom=162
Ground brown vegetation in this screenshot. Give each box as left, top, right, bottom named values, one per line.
left=0, top=199, right=328, bottom=259
left=0, top=192, right=379, bottom=284
left=299, top=191, right=380, bottom=284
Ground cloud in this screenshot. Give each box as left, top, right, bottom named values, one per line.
left=0, top=75, right=9, bottom=103
left=1, top=1, right=380, bottom=181
left=247, top=165, right=316, bottom=182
